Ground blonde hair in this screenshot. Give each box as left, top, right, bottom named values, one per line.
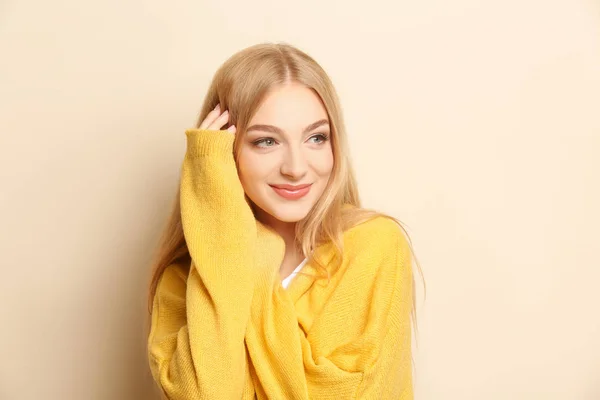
left=146, top=42, right=425, bottom=333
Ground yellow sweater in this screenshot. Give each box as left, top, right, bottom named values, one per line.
left=147, top=129, right=414, bottom=399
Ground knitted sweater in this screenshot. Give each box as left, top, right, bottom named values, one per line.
left=147, top=129, right=414, bottom=399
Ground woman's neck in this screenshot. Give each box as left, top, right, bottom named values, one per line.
left=254, top=207, right=304, bottom=260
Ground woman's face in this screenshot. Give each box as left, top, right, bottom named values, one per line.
left=237, top=82, right=334, bottom=224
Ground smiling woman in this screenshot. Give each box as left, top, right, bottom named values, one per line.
left=145, top=42, right=422, bottom=400
left=238, top=83, right=334, bottom=232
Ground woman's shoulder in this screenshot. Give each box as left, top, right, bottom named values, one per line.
left=157, top=261, right=190, bottom=293
left=342, top=212, right=406, bottom=249
left=330, top=211, right=412, bottom=288
left=336, top=211, right=410, bottom=270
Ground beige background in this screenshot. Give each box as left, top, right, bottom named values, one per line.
left=1, top=0, right=599, bottom=399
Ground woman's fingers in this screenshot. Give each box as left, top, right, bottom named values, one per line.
left=198, top=104, right=234, bottom=134
left=208, top=110, right=230, bottom=131
left=199, top=104, right=222, bottom=130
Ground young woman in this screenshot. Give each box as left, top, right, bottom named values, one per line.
left=146, top=42, right=421, bottom=399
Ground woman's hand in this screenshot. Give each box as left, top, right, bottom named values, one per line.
left=199, top=104, right=237, bottom=134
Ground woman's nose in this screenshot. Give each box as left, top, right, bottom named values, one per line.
left=280, top=147, right=308, bottom=178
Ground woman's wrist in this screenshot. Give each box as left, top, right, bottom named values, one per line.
left=185, top=129, right=235, bottom=160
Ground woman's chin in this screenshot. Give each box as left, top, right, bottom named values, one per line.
left=259, top=202, right=311, bottom=224
left=271, top=208, right=309, bottom=223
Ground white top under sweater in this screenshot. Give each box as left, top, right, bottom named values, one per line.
left=281, top=258, right=308, bottom=289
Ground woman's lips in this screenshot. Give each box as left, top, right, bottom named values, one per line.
left=270, top=184, right=312, bottom=200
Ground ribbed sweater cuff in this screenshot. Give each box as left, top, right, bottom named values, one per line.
left=185, top=129, right=235, bottom=159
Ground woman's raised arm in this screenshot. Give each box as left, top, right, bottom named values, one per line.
left=147, top=125, right=258, bottom=400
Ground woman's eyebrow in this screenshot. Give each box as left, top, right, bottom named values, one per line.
left=246, top=119, right=329, bottom=135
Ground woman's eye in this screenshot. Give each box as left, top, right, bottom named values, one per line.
left=309, top=133, right=329, bottom=144
left=253, top=138, right=276, bottom=147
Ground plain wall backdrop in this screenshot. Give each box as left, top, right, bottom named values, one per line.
left=1, top=0, right=599, bottom=399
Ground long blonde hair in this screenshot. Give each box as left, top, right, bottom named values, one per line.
left=146, top=42, right=425, bottom=332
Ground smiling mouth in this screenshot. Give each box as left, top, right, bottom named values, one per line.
left=269, top=184, right=312, bottom=200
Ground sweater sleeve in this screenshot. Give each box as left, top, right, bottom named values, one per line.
left=147, top=129, right=259, bottom=400
left=245, top=219, right=414, bottom=400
